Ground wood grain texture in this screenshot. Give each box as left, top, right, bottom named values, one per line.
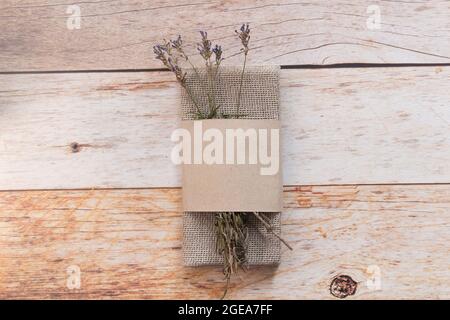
left=1, top=67, right=450, bottom=190
left=0, top=185, right=448, bottom=299
left=1, top=0, right=450, bottom=71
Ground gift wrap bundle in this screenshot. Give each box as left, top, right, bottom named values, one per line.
left=181, top=66, right=282, bottom=266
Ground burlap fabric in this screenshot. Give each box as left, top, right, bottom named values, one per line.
left=181, top=65, right=281, bottom=266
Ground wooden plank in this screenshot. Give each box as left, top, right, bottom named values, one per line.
left=1, top=0, right=450, bottom=71
left=0, top=185, right=448, bottom=299
left=1, top=67, right=450, bottom=190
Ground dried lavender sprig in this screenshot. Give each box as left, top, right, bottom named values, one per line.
left=212, top=44, right=224, bottom=104
left=171, top=35, right=210, bottom=112
left=154, top=41, right=205, bottom=118
left=253, top=212, right=293, bottom=251
left=215, top=212, right=248, bottom=299
left=197, top=31, right=213, bottom=62
left=213, top=44, right=223, bottom=67
left=153, top=42, right=171, bottom=69
left=197, top=31, right=218, bottom=116
left=237, top=23, right=250, bottom=54
left=235, top=23, right=251, bottom=118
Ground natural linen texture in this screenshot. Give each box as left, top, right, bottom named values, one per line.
left=181, top=65, right=281, bottom=266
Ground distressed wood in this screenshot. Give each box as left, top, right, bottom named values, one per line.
left=1, top=67, right=450, bottom=189
left=1, top=0, right=450, bottom=71
left=0, top=185, right=448, bottom=299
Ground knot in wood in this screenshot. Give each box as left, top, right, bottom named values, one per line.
left=330, top=275, right=357, bottom=298
left=70, top=142, right=80, bottom=153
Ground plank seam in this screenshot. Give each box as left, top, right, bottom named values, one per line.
left=1, top=182, right=449, bottom=193
left=2, top=63, right=450, bottom=75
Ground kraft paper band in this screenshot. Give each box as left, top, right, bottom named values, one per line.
left=180, top=119, right=282, bottom=212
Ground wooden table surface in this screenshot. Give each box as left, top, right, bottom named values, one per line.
left=1, top=0, right=449, bottom=299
